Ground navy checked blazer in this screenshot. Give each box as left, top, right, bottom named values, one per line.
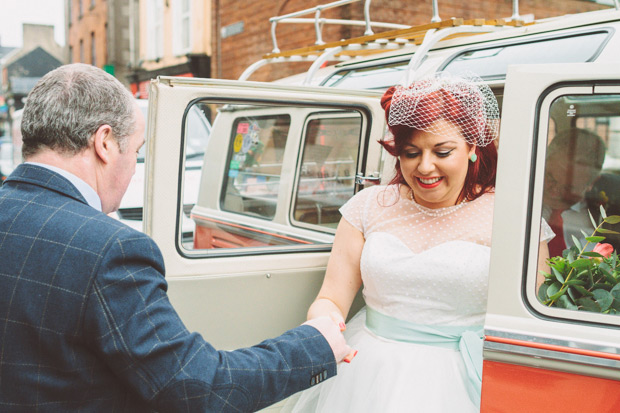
left=0, top=164, right=336, bottom=412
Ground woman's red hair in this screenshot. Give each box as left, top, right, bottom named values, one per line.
left=379, top=85, right=497, bottom=203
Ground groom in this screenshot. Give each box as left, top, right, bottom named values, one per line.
left=0, top=64, right=351, bottom=412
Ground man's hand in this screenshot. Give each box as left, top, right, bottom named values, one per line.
left=303, top=313, right=357, bottom=363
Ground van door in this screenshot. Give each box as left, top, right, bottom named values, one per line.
left=144, top=77, right=384, bottom=349
left=483, top=63, right=620, bottom=411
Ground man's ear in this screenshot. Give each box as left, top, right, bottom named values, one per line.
left=93, top=124, right=114, bottom=164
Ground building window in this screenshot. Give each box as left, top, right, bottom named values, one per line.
left=80, top=39, right=84, bottom=63
left=173, top=0, right=192, bottom=55
left=147, top=0, right=164, bottom=60
left=79, top=0, right=83, bottom=18
left=90, top=0, right=95, bottom=8
left=104, top=23, right=108, bottom=63
left=91, top=32, right=96, bottom=66
left=69, top=46, right=73, bottom=63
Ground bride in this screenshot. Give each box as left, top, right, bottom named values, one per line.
left=287, top=73, right=551, bottom=412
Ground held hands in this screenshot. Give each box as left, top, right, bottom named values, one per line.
left=303, top=312, right=358, bottom=363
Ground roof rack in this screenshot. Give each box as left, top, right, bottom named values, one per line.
left=268, top=0, right=408, bottom=53
left=239, top=0, right=531, bottom=84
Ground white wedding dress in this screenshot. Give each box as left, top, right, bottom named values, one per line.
left=285, top=184, right=496, bottom=412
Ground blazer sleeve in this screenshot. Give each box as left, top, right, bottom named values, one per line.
left=83, top=231, right=336, bottom=412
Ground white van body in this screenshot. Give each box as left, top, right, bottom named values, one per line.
left=143, top=6, right=620, bottom=411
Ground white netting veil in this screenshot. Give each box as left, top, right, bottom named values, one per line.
left=387, top=72, right=500, bottom=147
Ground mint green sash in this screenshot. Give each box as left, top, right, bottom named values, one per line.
left=365, top=307, right=483, bottom=408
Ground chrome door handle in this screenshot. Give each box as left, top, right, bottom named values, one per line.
left=355, top=174, right=381, bottom=185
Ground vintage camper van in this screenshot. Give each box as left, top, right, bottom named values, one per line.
left=142, top=1, right=620, bottom=410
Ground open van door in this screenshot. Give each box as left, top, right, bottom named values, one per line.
left=483, top=63, right=620, bottom=411
left=144, top=77, right=384, bottom=350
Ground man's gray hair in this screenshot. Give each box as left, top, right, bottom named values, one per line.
left=21, top=63, right=137, bottom=158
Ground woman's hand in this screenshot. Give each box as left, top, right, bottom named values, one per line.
left=325, top=311, right=358, bottom=362
left=303, top=313, right=357, bottom=363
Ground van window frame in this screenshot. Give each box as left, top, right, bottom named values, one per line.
left=320, top=53, right=413, bottom=86
left=523, top=80, right=620, bottom=328
left=320, top=59, right=410, bottom=90
left=219, top=113, right=293, bottom=221
left=290, top=110, right=365, bottom=233
left=438, top=28, right=614, bottom=81
left=175, top=97, right=375, bottom=259
left=320, top=28, right=614, bottom=90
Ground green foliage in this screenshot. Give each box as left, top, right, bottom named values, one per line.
left=541, top=213, right=620, bottom=314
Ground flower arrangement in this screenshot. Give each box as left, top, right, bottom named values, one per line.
left=539, top=206, right=620, bottom=313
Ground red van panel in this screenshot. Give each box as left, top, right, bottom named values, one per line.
left=482, top=360, right=620, bottom=412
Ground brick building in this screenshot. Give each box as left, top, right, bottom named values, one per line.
left=125, top=0, right=212, bottom=99
left=214, top=0, right=610, bottom=83
left=66, top=0, right=135, bottom=88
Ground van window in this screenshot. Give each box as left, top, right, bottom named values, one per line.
left=536, top=93, right=620, bottom=318
left=182, top=99, right=373, bottom=255
left=293, top=112, right=362, bottom=229
left=221, top=114, right=291, bottom=219
left=442, top=31, right=610, bottom=80
left=321, top=61, right=408, bottom=90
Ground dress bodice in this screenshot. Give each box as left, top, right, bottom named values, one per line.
left=361, top=234, right=490, bottom=325
left=340, top=185, right=495, bottom=326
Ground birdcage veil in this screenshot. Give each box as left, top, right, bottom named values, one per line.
left=387, top=72, right=499, bottom=147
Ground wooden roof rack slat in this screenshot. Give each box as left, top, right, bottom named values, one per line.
left=262, top=18, right=531, bottom=60
left=263, top=18, right=464, bottom=59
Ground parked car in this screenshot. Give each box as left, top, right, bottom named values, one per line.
left=10, top=109, right=23, bottom=172
left=0, top=136, right=13, bottom=181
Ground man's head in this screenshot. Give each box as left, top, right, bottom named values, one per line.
left=544, top=128, right=606, bottom=210
left=22, top=63, right=137, bottom=157
left=21, top=63, right=145, bottom=213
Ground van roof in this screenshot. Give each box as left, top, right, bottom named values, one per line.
left=244, top=7, right=620, bottom=86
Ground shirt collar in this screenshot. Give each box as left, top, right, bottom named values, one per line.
left=25, top=162, right=103, bottom=212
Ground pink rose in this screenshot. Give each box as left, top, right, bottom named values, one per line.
left=593, top=243, right=614, bottom=259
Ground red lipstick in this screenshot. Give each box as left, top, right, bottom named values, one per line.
left=416, top=177, right=443, bottom=189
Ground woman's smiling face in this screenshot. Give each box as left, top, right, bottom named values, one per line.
left=400, top=118, right=475, bottom=209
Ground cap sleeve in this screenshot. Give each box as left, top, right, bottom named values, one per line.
left=339, top=185, right=384, bottom=234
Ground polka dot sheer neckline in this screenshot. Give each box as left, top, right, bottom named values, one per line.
left=340, top=184, right=494, bottom=254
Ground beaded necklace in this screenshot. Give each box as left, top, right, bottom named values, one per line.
left=406, top=189, right=467, bottom=218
